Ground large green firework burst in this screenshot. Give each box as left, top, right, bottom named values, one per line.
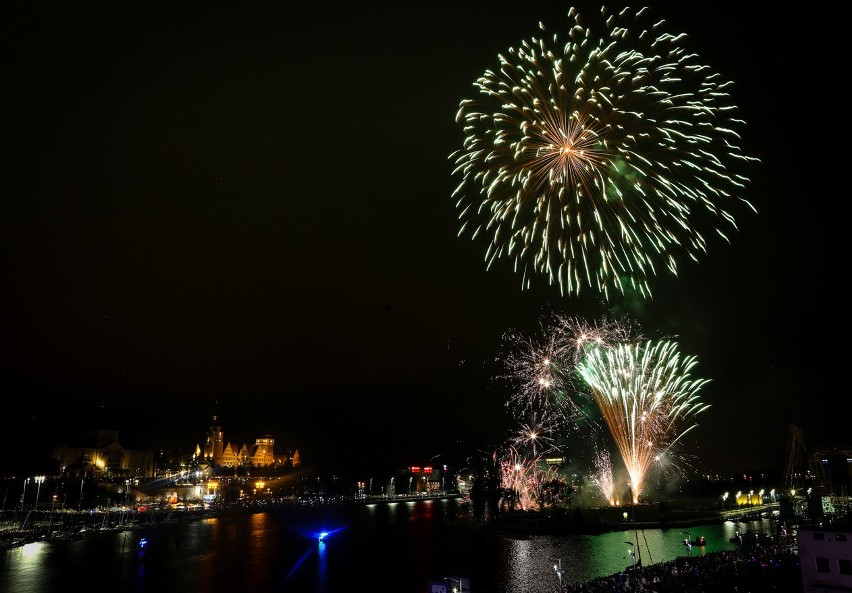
left=451, top=5, right=757, bottom=301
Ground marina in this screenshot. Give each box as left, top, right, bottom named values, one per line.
left=2, top=497, right=798, bottom=593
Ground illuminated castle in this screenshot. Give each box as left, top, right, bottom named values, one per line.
left=200, top=416, right=299, bottom=468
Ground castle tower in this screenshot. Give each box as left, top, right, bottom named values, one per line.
left=253, top=435, right=274, bottom=466
left=203, top=415, right=224, bottom=464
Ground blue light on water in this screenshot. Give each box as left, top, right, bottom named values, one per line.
left=312, top=526, right=345, bottom=542
left=280, top=525, right=347, bottom=586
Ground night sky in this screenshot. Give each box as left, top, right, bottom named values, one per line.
left=2, top=2, right=843, bottom=478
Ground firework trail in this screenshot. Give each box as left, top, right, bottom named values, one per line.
left=577, top=339, right=710, bottom=503
left=590, top=447, right=616, bottom=505
left=512, top=409, right=558, bottom=457
left=499, top=312, right=640, bottom=433
left=550, top=313, right=639, bottom=361
left=451, top=5, right=757, bottom=300
left=499, top=445, right=560, bottom=511
left=496, top=313, right=640, bottom=508
left=499, top=319, right=580, bottom=433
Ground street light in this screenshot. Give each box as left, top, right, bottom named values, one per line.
left=549, top=557, right=564, bottom=588
left=14, top=477, right=31, bottom=526
left=627, top=483, right=642, bottom=568
left=20, top=477, right=31, bottom=511
left=34, top=475, right=45, bottom=512
left=21, top=475, right=45, bottom=531
left=48, top=493, right=57, bottom=536
left=624, top=542, right=636, bottom=571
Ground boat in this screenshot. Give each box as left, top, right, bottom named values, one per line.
left=0, top=537, right=26, bottom=549
left=48, top=530, right=84, bottom=542
left=730, top=531, right=773, bottom=545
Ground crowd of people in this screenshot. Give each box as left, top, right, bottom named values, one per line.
left=557, top=543, right=801, bottom=593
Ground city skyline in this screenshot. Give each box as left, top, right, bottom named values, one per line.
left=2, top=2, right=845, bottom=480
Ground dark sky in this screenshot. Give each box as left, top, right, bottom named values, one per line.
left=2, top=2, right=843, bottom=478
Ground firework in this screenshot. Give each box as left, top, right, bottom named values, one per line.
left=577, top=339, right=710, bottom=502
left=451, top=5, right=757, bottom=300
left=499, top=445, right=560, bottom=511
left=499, top=312, right=639, bottom=430
left=499, top=320, right=579, bottom=430
left=590, top=447, right=616, bottom=505
left=512, top=410, right=558, bottom=457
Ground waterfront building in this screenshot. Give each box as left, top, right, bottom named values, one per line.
left=202, top=416, right=224, bottom=462
left=46, top=416, right=298, bottom=483
left=797, top=519, right=852, bottom=593
left=198, top=416, right=298, bottom=469
left=395, top=464, right=453, bottom=496
left=52, top=429, right=154, bottom=478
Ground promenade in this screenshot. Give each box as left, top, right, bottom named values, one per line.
left=462, top=502, right=782, bottom=539
left=556, top=543, right=801, bottom=593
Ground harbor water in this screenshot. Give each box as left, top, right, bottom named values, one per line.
left=1, top=498, right=780, bottom=593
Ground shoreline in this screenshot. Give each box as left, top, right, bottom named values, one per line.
left=456, top=503, right=780, bottom=537
left=555, top=542, right=802, bottom=592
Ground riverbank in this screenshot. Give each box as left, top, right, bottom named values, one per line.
left=0, top=506, right=212, bottom=547
left=462, top=502, right=779, bottom=537
left=1, top=492, right=465, bottom=546
left=555, top=543, right=802, bottom=593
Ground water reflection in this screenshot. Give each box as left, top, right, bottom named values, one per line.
left=0, top=500, right=781, bottom=593
left=500, top=517, right=779, bottom=591
left=316, top=538, right=327, bottom=591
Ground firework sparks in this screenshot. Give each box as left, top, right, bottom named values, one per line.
left=512, top=410, right=558, bottom=457
left=451, top=5, right=757, bottom=300
left=590, top=447, right=616, bottom=506
left=499, top=445, right=560, bottom=511
left=498, top=313, right=706, bottom=503
left=499, top=312, right=640, bottom=433
left=499, top=320, right=578, bottom=428
left=577, top=339, right=710, bottom=503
